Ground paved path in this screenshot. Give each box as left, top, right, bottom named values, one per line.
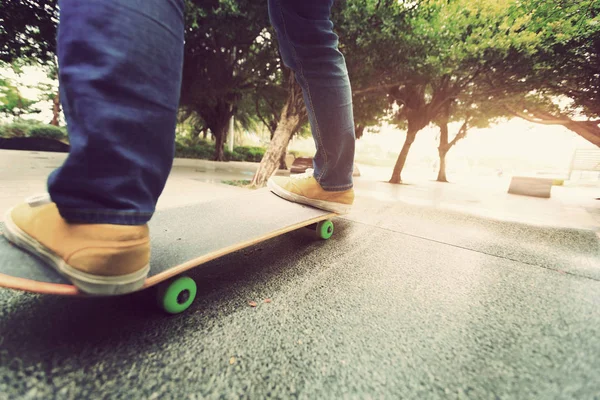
left=0, top=150, right=599, bottom=399
left=0, top=151, right=248, bottom=217
left=1, top=150, right=598, bottom=230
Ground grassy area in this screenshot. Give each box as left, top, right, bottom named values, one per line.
left=221, top=179, right=254, bottom=188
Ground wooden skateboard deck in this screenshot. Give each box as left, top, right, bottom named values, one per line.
left=0, top=189, right=336, bottom=298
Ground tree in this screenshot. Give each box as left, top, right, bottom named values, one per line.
left=250, top=70, right=307, bottom=187
left=389, top=82, right=459, bottom=183
left=434, top=93, right=509, bottom=182
left=180, top=0, right=277, bottom=161
left=0, top=0, right=58, bottom=64
left=249, top=0, right=403, bottom=187
left=1, top=1, right=61, bottom=125
left=497, top=0, right=600, bottom=146
left=434, top=101, right=465, bottom=183
left=430, top=0, right=600, bottom=184
left=235, top=77, right=298, bottom=171
left=245, top=84, right=297, bottom=170
left=332, top=0, right=403, bottom=138
left=235, top=68, right=287, bottom=141
left=384, top=0, right=540, bottom=183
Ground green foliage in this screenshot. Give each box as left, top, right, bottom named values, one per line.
left=407, top=0, right=537, bottom=99
left=221, top=179, right=253, bottom=188
left=0, top=121, right=33, bottom=138
left=0, top=76, right=39, bottom=119
left=333, top=0, right=538, bottom=143
left=235, top=80, right=286, bottom=137
left=413, top=0, right=538, bottom=72
left=27, top=124, right=66, bottom=140
left=0, top=0, right=58, bottom=63
left=507, top=0, right=600, bottom=118
left=174, top=138, right=265, bottom=162
left=180, top=0, right=277, bottom=159
left=3, top=0, right=598, bottom=162
left=174, top=140, right=214, bottom=160
left=0, top=119, right=67, bottom=140
left=377, top=0, right=563, bottom=133
left=232, top=146, right=265, bottom=162
left=333, top=0, right=410, bottom=130
left=224, top=149, right=242, bottom=162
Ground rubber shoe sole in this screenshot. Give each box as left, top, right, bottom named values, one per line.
left=3, top=208, right=149, bottom=295
left=267, top=179, right=352, bottom=214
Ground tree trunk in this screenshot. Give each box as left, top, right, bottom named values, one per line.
left=389, top=129, right=417, bottom=184
left=50, top=89, right=60, bottom=126
left=213, top=126, right=227, bottom=161
left=436, top=105, right=450, bottom=182
left=250, top=101, right=300, bottom=187
left=563, top=121, right=600, bottom=147
left=269, top=121, right=278, bottom=138
left=355, top=124, right=365, bottom=139
left=279, top=147, right=288, bottom=170
left=438, top=120, right=469, bottom=182
left=208, top=105, right=233, bottom=161
left=437, top=148, right=449, bottom=182
left=251, top=71, right=305, bottom=187
left=202, top=128, right=208, bottom=140
left=387, top=82, right=453, bottom=184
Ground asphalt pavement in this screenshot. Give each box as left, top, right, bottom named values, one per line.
left=0, top=150, right=599, bottom=399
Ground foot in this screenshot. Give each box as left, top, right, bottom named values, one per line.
left=267, top=169, right=354, bottom=214
left=3, top=195, right=150, bottom=295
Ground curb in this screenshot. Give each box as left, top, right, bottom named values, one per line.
left=171, top=158, right=260, bottom=171
left=0, top=149, right=290, bottom=175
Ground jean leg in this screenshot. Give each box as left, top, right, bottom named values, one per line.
left=268, top=0, right=356, bottom=191
left=48, top=0, right=185, bottom=225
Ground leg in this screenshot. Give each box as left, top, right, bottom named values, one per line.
left=49, top=0, right=185, bottom=225
left=268, top=0, right=356, bottom=191
left=3, top=0, right=185, bottom=294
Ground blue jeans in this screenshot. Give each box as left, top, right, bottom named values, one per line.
left=48, top=0, right=354, bottom=225
left=268, top=0, right=356, bottom=191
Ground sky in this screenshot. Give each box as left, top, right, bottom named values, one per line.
left=289, top=118, right=595, bottom=175
left=375, top=119, right=592, bottom=165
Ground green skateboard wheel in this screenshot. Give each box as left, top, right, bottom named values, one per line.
left=316, top=220, right=334, bottom=240
left=158, top=276, right=197, bottom=314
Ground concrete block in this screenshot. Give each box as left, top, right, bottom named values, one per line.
left=508, top=176, right=553, bottom=198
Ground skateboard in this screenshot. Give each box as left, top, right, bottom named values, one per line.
left=0, top=189, right=337, bottom=314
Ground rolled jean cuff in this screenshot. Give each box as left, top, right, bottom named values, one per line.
left=318, top=182, right=353, bottom=192
left=57, top=208, right=153, bottom=225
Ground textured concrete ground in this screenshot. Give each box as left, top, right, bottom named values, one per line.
left=0, top=150, right=599, bottom=399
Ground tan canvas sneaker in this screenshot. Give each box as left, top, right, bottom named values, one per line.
left=267, top=169, right=354, bottom=214
left=3, top=194, right=150, bottom=295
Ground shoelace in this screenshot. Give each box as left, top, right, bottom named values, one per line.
left=26, top=193, right=52, bottom=207
left=291, top=168, right=315, bottom=181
